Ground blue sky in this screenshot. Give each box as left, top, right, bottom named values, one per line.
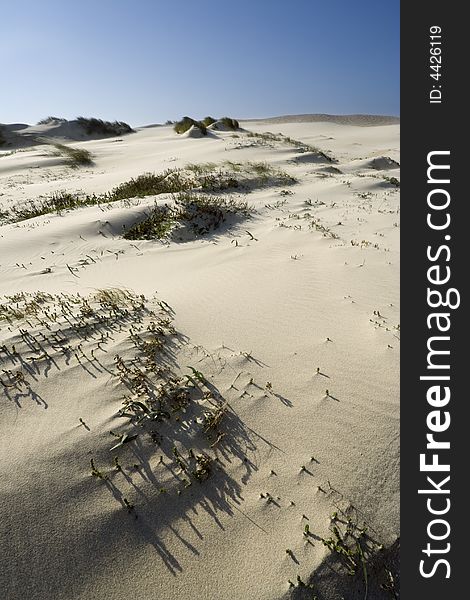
left=1, top=0, right=399, bottom=126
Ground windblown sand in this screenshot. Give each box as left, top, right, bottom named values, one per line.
left=0, top=117, right=399, bottom=599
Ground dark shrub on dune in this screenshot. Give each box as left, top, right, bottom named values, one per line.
left=76, top=117, right=135, bottom=136
left=202, top=116, right=216, bottom=127
left=37, top=116, right=67, bottom=125
left=173, top=116, right=207, bottom=135
left=173, top=115, right=240, bottom=135
left=219, top=117, right=239, bottom=130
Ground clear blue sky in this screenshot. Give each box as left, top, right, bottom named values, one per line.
left=1, top=0, right=399, bottom=126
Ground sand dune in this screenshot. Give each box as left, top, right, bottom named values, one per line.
left=0, top=118, right=399, bottom=599
left=0, top=118, right=135, bottom=150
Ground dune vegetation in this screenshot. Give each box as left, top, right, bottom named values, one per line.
left=2, top=161, right=296, bottom=224
left=37, top=116, right=67, bottom=125
left=50, top=142, right=93, bottom=167
left=76, top=116, right=134, bottom=136
left=174, top=115, right=240, bottom=135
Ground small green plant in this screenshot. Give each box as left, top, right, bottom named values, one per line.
left=383, top=176, right=400, bottom=187
left=109, top=431, right=138, bottom=451
left=202, top=402, right=227, bottom=433
left=317, top=512, right=394, bottom=598
left=187, top=366, right=206, bottom=384
left=192, top=454, right=212, bottom=482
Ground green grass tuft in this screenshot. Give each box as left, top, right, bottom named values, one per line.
left=123, top=205, right=174, bottom=240
left=104, top=171, right=192, bottom=201
left=383, top=175, right=400, bottom=187
left=8, top=192, right=93, bottom=221
left=51, top=143, right=93, bottom=167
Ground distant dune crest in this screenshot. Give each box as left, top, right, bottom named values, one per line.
left=1, top=114, right=399, bottom=150
left=243, top=114, right=400, bottom=126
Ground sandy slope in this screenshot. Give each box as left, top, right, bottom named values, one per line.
left=0, top=118, right=399, bottom=599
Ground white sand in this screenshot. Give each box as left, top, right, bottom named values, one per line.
left=0, top=117, right=399, bottom=599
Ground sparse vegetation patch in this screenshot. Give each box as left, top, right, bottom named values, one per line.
left=51, top=142, right=93, bottom=167
left=105, top=170, right=192, bottom=200
left=245, top=131, right=334, bottom=162
left=0, top=289, right=238, bottom=509
left=37, top=116, right=67, bottom=125
left=2, top=161, right=296, bottom=224
left=123, top=192, right=251, bottom=240
left=76, top=117, right=134, bottom=136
